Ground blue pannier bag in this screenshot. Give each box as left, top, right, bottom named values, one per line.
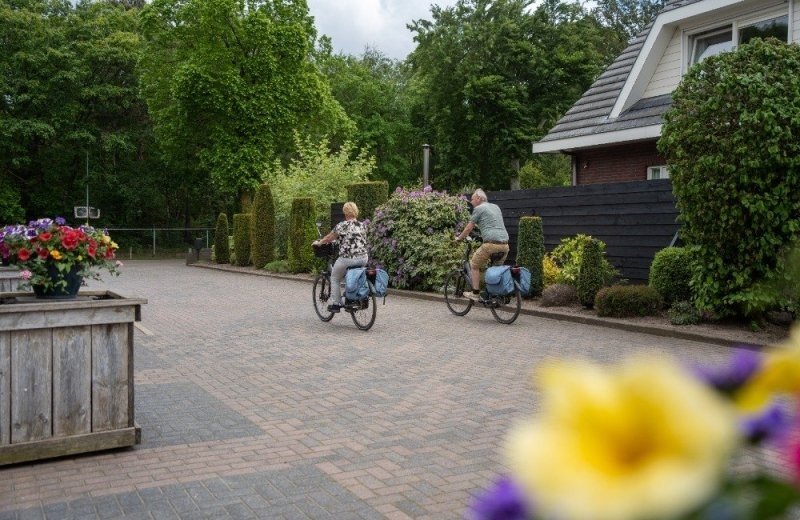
left=367, top=268, right=389, bottom=297
left=511, top=266, right=531, bottom=295
left=345, top=267, right=370, bottom=301
left=485, top=266, right=514, bottom=296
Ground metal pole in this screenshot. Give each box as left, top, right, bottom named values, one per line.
left=422, top=144, right=430, bottom=187
left=206, top=229, right=209, bottom=247
left=152, top=227, right=156, bottom=257
left=85, top=152, right=89, bottom=226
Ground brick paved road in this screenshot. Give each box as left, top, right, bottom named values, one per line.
left=0, top=260, right=739, bottom=519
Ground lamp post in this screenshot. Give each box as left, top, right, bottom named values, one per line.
left=85, top=152, right=90, bottom=226
left=422, top=144, right=430, bottom=187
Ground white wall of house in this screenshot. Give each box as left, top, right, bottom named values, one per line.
left=642, top=0, right=794, bottom=99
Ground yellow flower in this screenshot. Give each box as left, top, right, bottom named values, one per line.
left=506, top=357, right=737, bottom=520
left=110, top=241, right=118, bottom=249
left=102, top=235, right=111, bottom=244
left=76, top=255, right=83, bottom=262
left=50, top=250, right=62, bottom=260
left=736, top=324, right=800, bottom=411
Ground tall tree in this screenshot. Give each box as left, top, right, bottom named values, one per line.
left=594, top=0, right=665, bottom=43
left=407, top=0, right=617, bottom=191
left=137, top=0, right=354, bottom=208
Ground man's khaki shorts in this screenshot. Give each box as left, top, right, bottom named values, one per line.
left=471, top=242, right=509, bottom=270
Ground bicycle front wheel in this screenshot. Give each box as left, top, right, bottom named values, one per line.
left=444, top=270, right=472, bottom=316
left=313, top=274, right=335, bottom=322
left=490, top=282, right=521, bottom=324
left=350, top=282, right=377, bottom=331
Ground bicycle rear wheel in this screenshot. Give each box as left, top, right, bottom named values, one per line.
left=444, top=270, right=472, bottom=316
left=350, top=282, right=377, bottom=331
left=490, top=282, right=521, bottom=324
left=313, top=274, right=335, bottom=322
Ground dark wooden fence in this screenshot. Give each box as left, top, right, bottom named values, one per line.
left=331, top=180, right=680, bottom=282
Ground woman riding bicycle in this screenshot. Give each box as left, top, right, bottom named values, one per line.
left=312, top=201, right=368, bottom=313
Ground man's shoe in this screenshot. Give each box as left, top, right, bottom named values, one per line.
left=463, top=292, right=481, bottom=302
left=327, top=304, right=341, bottom=313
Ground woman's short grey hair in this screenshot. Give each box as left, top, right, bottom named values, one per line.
left=343, top=201, right=359, bottom=219
left=473, top=189, right=488, bottom=202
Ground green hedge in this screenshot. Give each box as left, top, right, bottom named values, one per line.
left=577, top=239, right=604, bottom=308
left=595, top=285, right=663, bottom=318
left=250, top=183, right=275, bottom=268
left=649, top=247, right=693, bottom=305
left=288, top=198, right=316, bottom=273
left=516, top=216, right=544, bottom=297
left=214, top=213, right=230, bottom=264
left=232, top=213, right=252, bottom=267
left=346, top=181, right=388, bottom=221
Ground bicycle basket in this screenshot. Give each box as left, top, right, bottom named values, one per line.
left=313, top=242, right=337, bottom=257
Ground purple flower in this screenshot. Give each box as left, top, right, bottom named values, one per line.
left=423, top=185, right=432, bottom=193
left=469, top=476, right=530, bottom=520
left=427, top=227, right=434, bottom=235
left=693, top=349, right=761, bottom=394
left=54, top=216, right=66, bottom=225
left=741, top=403, right=790, bottom=445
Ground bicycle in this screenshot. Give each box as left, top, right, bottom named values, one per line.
left=443, top=237, right=522, bottom=324
left=311, top=227, right=377, bottom=331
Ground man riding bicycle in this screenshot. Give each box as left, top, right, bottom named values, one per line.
left=454, top=189, right=509, bottom=302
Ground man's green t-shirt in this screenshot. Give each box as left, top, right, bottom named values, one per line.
left=470, top=202, right=508, bottom=242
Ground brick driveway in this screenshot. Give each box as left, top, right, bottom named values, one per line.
left=0, top=260, right=738, bottom=519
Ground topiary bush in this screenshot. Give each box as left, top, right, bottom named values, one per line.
left=214, top=213, right=230, bottom=264
left=250, top=183, right=275, bottom=268
left=232, top=213, right=251, bottom=266
left=540, top=283, right=578, bottom=307
left=649, top=246, right=693, bottom=305
left=668, top=300, right=701, bottom=326
left=287, top=198, right=316, bottom=273
left=577, top=239, right=604, bottom=308
left=547, top=234, right=617, bottom=287
left=368, top=186, right=470, bottom=290
left=347, top=181, right=389, bottom=222
left=516, top=216, right=544, bottom=297
left=659, top=38, right=800, bottom=318
left=595, top=285, right=663, bottom=318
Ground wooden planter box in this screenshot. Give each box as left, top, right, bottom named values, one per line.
left=0, top=267, right=24, bottom=292
left=0, top=290, right=147, bottom=466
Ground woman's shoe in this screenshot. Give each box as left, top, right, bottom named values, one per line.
left=327, top=304, right=341, bottom=313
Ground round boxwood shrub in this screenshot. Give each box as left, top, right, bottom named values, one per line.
left=347, top=181, right=389, bottom=222
left=250, top=183, right=275, bottom=269
left=540, top=283, right=578, bottom=307
left=649, top=247, right=693, bottom=305
left=232, top=213, right=251, bottom=267
left=668, top=300, right=701, bottom=326
left=577, top=239, right=604, bottom=308
left=516, top=216, right=544, bottom=297
left=595, top=285, right=663, bottom=318
left=214, top=213, right=230, bottom=264
left=288, top=198, right=316, bottom=273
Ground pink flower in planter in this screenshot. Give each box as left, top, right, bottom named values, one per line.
left=20, top=270, right=32, bottom=280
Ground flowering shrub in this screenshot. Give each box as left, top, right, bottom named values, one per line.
left=470, top=326, right=800, bottom=520
left=547, top=234, right=617, bottom=286
left=367, top=186, right=470, bottom=291
left=0, top=217, right=121, bottom=292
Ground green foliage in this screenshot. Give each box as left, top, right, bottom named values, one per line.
left=232, top=214, right=251, bottom=267
left=548, top=234, right=617, bottom=287
left=264, top=135, right=374, bottom=257
left=287, top=198, right=316, bottom=273
left=263, top=259, right=291, bottom=273
left=250, top=184, right=275, bottom=268
left=540, top=283, right=578, bottom=307
left=368, top=187, right=470, bottom=290
left=648, top=247, right=693, bottom=305
left=346, top=181, right=389, bottom=222
left=0, top=177, right=24, bottom=223
left=595, top=285, right=663, bottom=317
left=214, top=213, right=230, bottom=264
left=577, top=239, right=605, bottom=308
left=518, top=155, right=571, bottom=189
left=516, top=216, right=545, bottom=296
left=659, top=38, right=800, bottom=317
left=593, top=0, right=665, bottom=43
left=668, top=300, right=701, bottom=326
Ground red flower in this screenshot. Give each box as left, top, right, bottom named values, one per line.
left=87, top=239, right=97, bottom=259
left=61, top=231, right=79, bottom=250
left=37, top=247, right=49, bottom=260
left=17, top=248, right=31, bottom=261
left=104, top=247, right=116, bottom=260
left=38, top=232, right=52, bottom=241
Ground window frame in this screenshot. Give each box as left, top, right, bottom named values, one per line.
left=647, top=165, right=670, bottom=181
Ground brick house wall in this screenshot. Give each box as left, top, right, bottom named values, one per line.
left=574, top=140, right=666, bottom=185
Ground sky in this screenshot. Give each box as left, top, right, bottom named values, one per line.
left=307, top=0, right=460, bottom=60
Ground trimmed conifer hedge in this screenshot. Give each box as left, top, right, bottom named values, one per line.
left=232, top=213, right=252, bottom=266
left=250, top=183, right=275, bottom=268
left=578, top=239, right=604, bottom=308
left=516, top=216, right=544, bottom=297
left=214, top=213, right=230, bottom=264
left=288, top=198, right=316, bottom=273
left=346, top=181, right=388, bottom=221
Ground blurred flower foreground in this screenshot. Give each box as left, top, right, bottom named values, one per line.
left=0, top=217, right=120, bottom=294
left=471, top=326, right=800, bottom=520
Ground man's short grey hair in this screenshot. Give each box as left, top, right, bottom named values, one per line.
left=473, top=189, right=488, bottom=202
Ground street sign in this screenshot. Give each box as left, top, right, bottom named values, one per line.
left=74, top=206, right=100, bottom=219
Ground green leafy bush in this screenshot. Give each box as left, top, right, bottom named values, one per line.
left=649, top=247, right=693, bottom=305
left=263, top=259, right=291, bottom=273
left=540, top=283, right=578, bottom=307
left=518, top=155, right=571, bottom=189
left=288, top=198, right=316, bottom=273
left=368, top=186, right=470, bottom=290
left=347, top=181, right=389, bottom=222
left=250, top=183, right=275, bottom=268
left=659, top=38, right=800, bottom=317
left=516, top=216, right=544, bottom=297
left=668, top=300, right=701, bottom=326
left=577, top=239, right=604, bottom=308
left=232, top=213, right=251, bottom=266
left=595, top=285, right=662, bottom=318
left=214, top=213, right=230, bottom=264
left=547, top=234, right=617, bottom=286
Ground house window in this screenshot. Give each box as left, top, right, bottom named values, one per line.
left=648, top=166, right=669, bottom=180
left=691, top=27, right=733, bottom=65
left=739, top=15, right=789, bottom=45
